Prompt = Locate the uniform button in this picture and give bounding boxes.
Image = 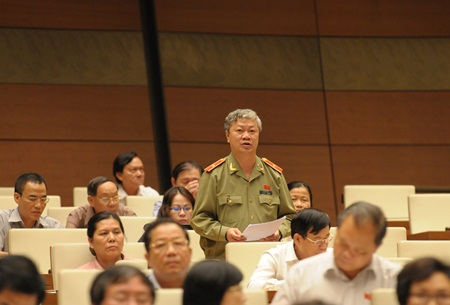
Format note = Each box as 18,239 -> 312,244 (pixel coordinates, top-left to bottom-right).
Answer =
249,199 -> 252,203
250,215 -> 254,220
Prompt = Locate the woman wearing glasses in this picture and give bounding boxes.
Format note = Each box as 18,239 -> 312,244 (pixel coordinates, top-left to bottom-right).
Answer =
79,211 -> 135,270
397,257 -> 450,305
157,186 -> 195,228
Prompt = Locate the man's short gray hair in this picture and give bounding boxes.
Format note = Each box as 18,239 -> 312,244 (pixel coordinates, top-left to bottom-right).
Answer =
224,109 -> 262,132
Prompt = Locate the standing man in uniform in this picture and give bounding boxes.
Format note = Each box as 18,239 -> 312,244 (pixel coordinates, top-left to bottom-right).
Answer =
191,109 -> 296,259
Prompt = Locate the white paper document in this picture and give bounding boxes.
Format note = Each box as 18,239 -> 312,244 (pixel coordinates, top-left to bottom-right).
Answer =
241,216 -> 286,241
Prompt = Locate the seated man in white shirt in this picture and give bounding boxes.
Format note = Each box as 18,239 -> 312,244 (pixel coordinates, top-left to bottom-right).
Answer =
271,201 -> 402,305
113,152 -> 159,205
248,208 -> 331,290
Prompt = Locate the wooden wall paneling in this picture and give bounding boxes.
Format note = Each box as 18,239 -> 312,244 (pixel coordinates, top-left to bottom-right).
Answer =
317,0 -> 450,37
0,29 -> 146,85
0,0 -> 141,30
165,88 -> 329,145
155,0 -> 318,35
0,84 -> 153,141
332,146 -> 450,214
320,38 -> 450,91
0,141 -> 159,205
326,91 -> 450,144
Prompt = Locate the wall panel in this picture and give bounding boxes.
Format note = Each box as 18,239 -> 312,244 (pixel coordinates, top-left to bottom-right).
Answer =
326,91 -> 450,144
0,84 -> 153,141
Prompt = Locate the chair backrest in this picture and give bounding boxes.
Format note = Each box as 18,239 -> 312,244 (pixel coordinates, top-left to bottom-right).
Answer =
58,269 -> 101,305
371,288 -> 399,305
120,216 -> 156,242
328,226 -> 407,257
398,240 -> 450,264
115,259 -> 148,269
0,187 -> 14,196
47,206 -> 76,227
385,257 -> 413,266
154,288 -> 183,305
244,289 -> 268,305
344,185 -> 415,221
408,194 -> 450,234
125,195 -> 163,217
225,242 -> 283,286
9,228 -> 87,273
187,230 -> 205,262
50,242 -> 147,290
73,186 -> 88,207
0,195 -> 61,216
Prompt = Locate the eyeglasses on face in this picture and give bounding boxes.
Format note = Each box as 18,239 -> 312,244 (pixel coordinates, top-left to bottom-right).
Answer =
305,233 -> 334,247
150,239 -> 189,252
22,195 -> 49,204
127,167 -> 145,174
170,206 -> 192,213
409,292 -> 450,305
96,196 -> 120,204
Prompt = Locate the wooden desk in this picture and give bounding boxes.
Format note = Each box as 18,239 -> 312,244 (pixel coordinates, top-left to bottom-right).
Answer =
408,231 -> 450,240
43,291 -> 57,305
267,290 -> 276,303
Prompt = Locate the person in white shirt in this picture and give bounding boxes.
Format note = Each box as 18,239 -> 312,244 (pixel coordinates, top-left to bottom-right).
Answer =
271,201 -> 402,305
113,152 -> 159,205
248,208 -> 331,290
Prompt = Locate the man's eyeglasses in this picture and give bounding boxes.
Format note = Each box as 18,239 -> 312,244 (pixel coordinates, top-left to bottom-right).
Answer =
305,234 -> 334,247
22,195 -> 49,204
150,239 -> 189,252
170,206 -> 192,213
96,196 -> 120,204
127,167 -> 145,174
409,292 -> 450,305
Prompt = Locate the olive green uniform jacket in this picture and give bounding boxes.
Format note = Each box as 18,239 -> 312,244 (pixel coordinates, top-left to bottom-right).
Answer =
191,153 -> 296,259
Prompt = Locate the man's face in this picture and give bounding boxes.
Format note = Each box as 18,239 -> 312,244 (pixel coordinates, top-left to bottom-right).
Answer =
116,157 -> 145,189
294,226 -> 330,260
101,276 -> 153,305
0,289 -> 38,305
333,215 -> 379,279
88,181 -> 119,213
14,182 -> 47,226
145,223 -> 191,280
225,119 -> 259,156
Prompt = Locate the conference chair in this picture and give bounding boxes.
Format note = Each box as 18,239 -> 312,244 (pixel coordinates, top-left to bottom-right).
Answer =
398,240 -> 450,263
225,241 -> 283,286
50,242 -> 147,290
47,206 -> 76,227
371,288 -> 399,305
57,269 -> 101,305
155,288 -> 183,305
385,257 -> 413,266
408,194 -> 450,234
187,230 -> 205,262
115,259 -> 148,269
0,195 -> 61,216
73,186 -> 87,207
8,228 -> 87,273
0,187 -> 13,196
344,185 -> 415,221
328,226 -> 406,257
119,216 -> 156,242
244,289 -> 268,305
125,195 -> 163,217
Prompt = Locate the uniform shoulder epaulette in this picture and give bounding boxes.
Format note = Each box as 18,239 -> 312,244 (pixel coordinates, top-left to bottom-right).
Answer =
204,157 -> 227,173
262,158 -> 283,173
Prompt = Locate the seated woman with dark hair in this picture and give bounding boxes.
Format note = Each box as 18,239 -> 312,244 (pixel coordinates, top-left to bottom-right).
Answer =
287,181 -> 312,212
183,260 -> 246,305
156,186 -> 195,229
397,257 -> 450,305
79,211 -> 134,270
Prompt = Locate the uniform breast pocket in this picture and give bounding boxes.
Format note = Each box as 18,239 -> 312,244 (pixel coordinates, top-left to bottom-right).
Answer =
258,195 -> 280,211
218,195 -> 243,225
